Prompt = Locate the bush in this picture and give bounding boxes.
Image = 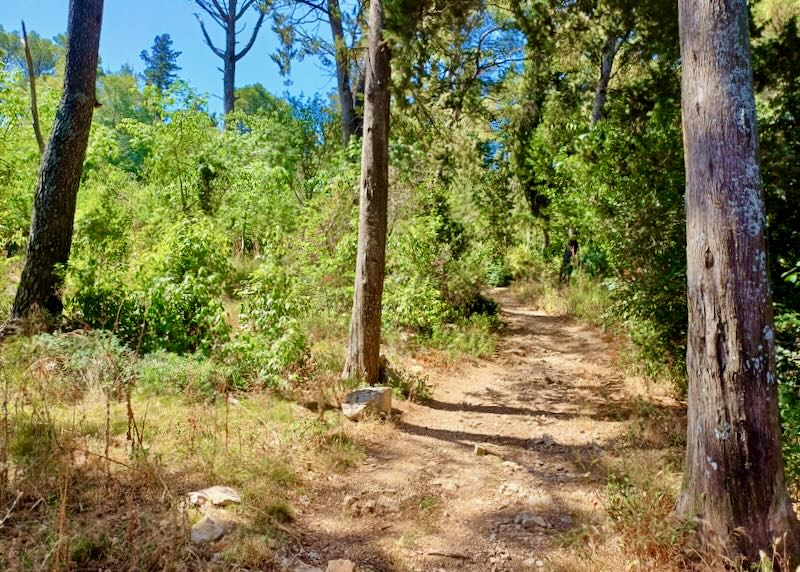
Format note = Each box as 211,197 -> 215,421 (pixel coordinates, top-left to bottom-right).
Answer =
1,331 -> 133,402
222,258 -> 308,389
70,217 -> 231,354
777,308 -> 800,494
136,351 -> 220,396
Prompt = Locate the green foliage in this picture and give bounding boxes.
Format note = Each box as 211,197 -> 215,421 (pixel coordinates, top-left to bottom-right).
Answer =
222,258 -> 308,389
69,217 -> 231,355
140,33 -> 182,92
136,351 -> 220,396
0,25 -> 62,76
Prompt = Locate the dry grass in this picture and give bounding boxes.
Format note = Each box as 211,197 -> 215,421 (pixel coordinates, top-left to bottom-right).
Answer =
0,335 -> 380,571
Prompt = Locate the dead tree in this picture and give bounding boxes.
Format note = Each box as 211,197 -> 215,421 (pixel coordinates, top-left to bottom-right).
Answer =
194,0 -> 266,115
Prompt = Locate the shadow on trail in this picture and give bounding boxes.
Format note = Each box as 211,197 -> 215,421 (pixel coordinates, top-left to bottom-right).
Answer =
420,398 -> 582,419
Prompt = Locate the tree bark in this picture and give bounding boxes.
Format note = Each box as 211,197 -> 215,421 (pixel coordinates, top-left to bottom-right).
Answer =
224,0 -> 238,115
342,0 -> 390,385
677,0 -> 800,564
590,32 -> 622,128
11,0 -> 103,321
327,0 -> 358,146
222,52 -> 236,115
352,66 -> 365,138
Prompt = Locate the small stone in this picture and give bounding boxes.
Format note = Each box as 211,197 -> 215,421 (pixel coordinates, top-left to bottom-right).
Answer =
326,560 -> 355,572
191,516 -> 225,544
515,511 -> 548,529
474,444 -> 489,456
188,485 -> 241,507
342,494 -> 356,508
536,560 -> 545,568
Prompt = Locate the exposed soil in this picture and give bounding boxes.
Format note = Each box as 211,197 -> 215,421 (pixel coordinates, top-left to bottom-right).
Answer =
286,287 -> 681,572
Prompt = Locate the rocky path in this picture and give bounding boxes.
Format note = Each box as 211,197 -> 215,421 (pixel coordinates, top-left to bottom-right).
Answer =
288,288 -> 656,572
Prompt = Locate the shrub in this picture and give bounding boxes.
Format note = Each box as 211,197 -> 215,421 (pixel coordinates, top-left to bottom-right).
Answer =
70,218 -> 231,355
222,258 -> 308,389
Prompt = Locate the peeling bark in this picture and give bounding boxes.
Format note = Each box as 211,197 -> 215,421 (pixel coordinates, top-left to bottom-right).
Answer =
11,0 -> 104,322
342,0 -> 390,385
677,0 -> 800,563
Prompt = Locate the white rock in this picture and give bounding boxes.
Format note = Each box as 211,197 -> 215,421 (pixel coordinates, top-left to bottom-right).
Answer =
188,485 -> 241,507
191,516 -> 225,544
341,387 -> 392,419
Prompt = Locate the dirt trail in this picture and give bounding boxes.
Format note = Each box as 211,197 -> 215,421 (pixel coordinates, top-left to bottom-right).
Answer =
290,288 -> 652,571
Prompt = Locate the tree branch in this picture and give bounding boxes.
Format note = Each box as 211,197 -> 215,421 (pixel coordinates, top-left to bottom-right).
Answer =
21,21 -> 44,155
196,15 -> 225,58
235,0 -> 259,21
235,9 -> 266,60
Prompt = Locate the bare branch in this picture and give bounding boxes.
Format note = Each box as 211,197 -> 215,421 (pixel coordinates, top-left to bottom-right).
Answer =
194,0 -> 226,21
21,21 -> 44,155
235,0 -> 259,21
235,9 -> 266,60
195,15 -> 225,58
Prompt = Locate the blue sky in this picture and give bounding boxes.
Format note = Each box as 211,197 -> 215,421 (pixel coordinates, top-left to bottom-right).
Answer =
0,0 -> 336,115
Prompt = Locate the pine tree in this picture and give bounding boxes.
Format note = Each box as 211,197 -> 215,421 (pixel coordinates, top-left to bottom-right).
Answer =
140,33 -> 181,92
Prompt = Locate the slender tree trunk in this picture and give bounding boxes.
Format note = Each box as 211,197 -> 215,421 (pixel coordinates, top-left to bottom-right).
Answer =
342,0 -> 390,385
21,21 -> 45,155
677,0 -> 800,563
352,67 -> 365,138
224,2 -> 237,116
11,0 -> 104,321
328,0 -> 357,146
590,33 -> 622,128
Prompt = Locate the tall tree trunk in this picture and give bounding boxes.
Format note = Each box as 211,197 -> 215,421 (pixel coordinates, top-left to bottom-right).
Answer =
677,0 -> 800,563
223,53 -> 236,115
11,0 -> 103,322
328,0 -> 357,146
342,0 -> 390,385
224,0 -> 236,116
590,33 -> 622,128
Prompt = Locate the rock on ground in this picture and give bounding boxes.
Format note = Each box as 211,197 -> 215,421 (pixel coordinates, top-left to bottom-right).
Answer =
341,387 -> 392,419
188,485 -> 242,507
191,515 -> 225,544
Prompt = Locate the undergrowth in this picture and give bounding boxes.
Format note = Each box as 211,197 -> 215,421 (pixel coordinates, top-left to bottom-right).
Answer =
0,332 -> 385,571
